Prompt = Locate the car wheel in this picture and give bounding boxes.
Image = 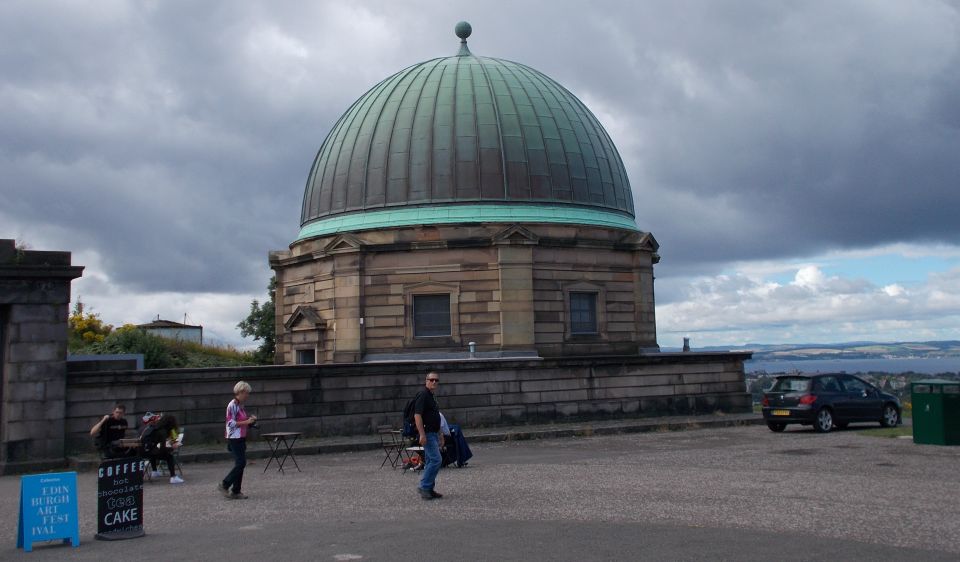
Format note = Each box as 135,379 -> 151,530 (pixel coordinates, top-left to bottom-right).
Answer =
814,408 -> 833,433
767,422 -> 787,432
880,404 -> 900,428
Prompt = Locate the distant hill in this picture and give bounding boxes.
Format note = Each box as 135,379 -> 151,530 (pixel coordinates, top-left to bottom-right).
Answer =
680,340 -> 960,361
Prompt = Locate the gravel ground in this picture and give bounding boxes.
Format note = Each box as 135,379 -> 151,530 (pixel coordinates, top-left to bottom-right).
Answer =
3,423 -> 957,561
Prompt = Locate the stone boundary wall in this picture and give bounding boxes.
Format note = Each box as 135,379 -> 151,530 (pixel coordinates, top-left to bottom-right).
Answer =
65,352 -> 751,454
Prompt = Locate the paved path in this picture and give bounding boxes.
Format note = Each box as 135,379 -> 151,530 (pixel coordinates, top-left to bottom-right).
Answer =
4,416 -> 958,561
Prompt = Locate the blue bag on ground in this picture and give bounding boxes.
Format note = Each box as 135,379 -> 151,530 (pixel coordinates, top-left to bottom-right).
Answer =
444,424 -> 472,467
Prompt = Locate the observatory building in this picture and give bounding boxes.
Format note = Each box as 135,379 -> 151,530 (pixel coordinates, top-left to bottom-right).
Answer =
270,23 -> 659,364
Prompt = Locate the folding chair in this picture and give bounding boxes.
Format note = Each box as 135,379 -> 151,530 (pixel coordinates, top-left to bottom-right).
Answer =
377,425 -> 404,469
168,428 -> 184,477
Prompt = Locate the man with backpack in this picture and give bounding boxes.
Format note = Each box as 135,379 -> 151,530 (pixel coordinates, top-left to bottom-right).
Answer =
413,371 -> 444,500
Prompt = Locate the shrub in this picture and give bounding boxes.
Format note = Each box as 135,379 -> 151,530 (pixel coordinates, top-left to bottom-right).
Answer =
68,310 -> 113,351
94,326 -> 174,369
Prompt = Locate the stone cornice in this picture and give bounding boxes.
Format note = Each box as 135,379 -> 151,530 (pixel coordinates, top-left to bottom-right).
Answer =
270,225 -> 658,268
0,265 -> 84,280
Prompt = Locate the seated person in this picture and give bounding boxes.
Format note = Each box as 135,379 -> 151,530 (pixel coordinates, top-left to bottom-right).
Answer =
140,413 -> 184,484
90,404 -> 134,459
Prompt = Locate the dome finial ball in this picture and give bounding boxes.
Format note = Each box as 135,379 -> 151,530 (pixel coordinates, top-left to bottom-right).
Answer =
455,21 -> 472,40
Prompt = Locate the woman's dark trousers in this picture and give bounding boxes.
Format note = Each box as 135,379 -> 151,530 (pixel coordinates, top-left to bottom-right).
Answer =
223,438 -> 246,493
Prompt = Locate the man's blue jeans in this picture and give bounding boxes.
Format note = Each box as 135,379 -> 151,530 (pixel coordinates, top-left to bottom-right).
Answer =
420,432 -> 441,491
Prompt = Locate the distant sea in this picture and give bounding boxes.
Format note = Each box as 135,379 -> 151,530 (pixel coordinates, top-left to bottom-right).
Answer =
746,357 -> 960,375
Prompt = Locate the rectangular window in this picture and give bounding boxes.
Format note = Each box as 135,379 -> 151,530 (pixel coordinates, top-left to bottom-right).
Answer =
815,376 -> 841,393
840,376 -> 869,394
772,377 -> 811,393
570,292 -> 598,334
413,294 -> 451,337
296,349 -> 316,365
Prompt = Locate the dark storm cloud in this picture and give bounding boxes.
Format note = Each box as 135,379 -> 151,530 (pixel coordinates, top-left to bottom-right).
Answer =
527,1 -> 960,274
2,0 -> 959,300
0,1 -> 334,292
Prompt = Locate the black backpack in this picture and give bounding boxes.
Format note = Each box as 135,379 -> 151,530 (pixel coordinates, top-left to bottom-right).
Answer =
401,392 -> 420,437
139,424 -> 160,453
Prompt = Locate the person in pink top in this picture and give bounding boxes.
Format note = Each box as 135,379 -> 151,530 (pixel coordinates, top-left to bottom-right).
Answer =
217,381 -> 257,499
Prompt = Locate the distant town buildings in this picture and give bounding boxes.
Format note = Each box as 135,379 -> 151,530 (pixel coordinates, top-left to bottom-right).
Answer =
136,318 -> 203,344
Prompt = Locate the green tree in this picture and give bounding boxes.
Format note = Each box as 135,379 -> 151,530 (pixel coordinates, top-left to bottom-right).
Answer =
238,275 -> 276,364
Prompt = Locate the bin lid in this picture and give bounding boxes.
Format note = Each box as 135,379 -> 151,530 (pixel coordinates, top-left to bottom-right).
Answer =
912,380 -> 960,394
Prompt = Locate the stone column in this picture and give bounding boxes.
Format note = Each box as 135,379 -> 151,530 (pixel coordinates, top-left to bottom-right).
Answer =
496,245 -> 535,352
0,240 -> 83,474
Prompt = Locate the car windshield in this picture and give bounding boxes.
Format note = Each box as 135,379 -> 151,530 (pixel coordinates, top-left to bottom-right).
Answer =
771,377 -> 810,393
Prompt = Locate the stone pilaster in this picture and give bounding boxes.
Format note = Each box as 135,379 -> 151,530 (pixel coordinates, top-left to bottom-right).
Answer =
633,250 -> 659,351
332,253 -> 363,363
0,239 -> 83,474
497,245 -> 535,351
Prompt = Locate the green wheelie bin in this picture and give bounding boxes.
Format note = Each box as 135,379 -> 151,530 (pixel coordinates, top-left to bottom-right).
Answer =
911,379 -> 960,445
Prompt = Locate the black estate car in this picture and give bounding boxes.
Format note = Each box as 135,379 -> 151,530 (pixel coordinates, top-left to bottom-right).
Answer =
761,373 -> 901,433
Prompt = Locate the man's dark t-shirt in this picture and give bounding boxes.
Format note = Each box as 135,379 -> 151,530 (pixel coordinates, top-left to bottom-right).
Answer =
97,417 -> 128,448
414,389 -> 441,432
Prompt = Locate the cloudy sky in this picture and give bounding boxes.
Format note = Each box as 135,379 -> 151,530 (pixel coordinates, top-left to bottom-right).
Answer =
3,0 -> 960,349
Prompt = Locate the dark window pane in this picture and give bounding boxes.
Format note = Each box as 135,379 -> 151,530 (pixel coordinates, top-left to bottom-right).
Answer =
840,376 -> 868,393
570,292 -> 597,334
414,294 -> 451,337
296,349 -> 316,365
816,376 -> 841,393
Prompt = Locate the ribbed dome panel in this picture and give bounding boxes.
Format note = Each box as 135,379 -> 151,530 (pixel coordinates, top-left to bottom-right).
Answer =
301,54 -> 635,227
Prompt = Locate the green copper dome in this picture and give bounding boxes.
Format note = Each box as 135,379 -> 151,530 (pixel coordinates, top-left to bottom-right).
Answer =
299,25 -> 637,240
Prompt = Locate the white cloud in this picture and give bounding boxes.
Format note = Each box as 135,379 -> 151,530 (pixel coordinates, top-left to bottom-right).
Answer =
792,266 -> 825,289
883,284 -> 906,297
658,261 -> 960,347
71,250 -> 262,349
